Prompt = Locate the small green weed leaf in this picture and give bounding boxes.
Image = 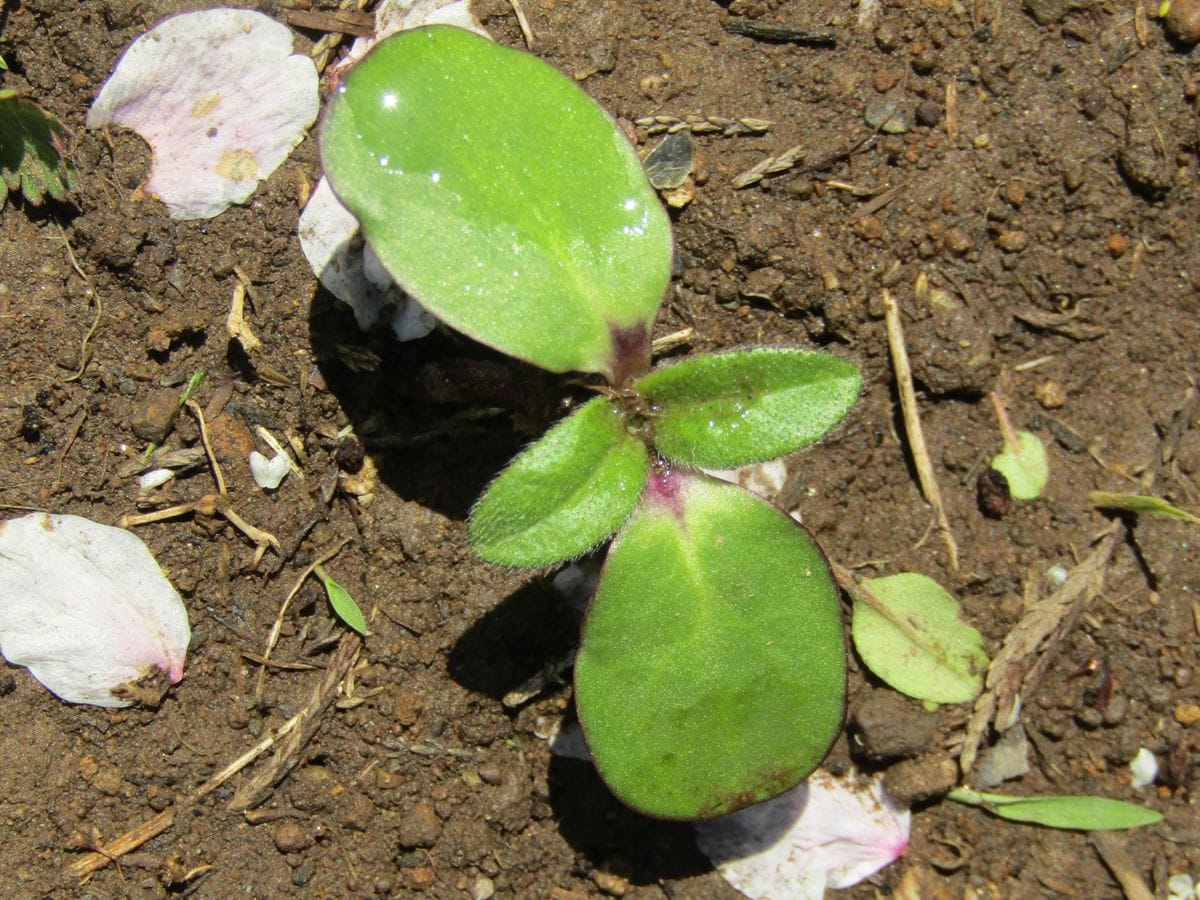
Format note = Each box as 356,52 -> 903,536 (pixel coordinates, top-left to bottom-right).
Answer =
851,572 -> 987,704
575,470 -> 846,820
633,348 -> 861,468
991,430 -> 1048,500
316,567 -> 370,635
1089,491 -> 1200,526
948,788 -> 1162,831
0,91 -> 76,208
320,27 -> 672,380
469,397 -> 650,567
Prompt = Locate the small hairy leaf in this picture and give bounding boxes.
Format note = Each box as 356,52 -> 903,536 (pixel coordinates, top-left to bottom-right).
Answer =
851,573 -> 987,704
320,26 -> 672,379
948,788 -> 1162,831
469,398 -> 650,567
1089,491 -> 1200,526
316,568 -> 370,635
633,348 -> 861,468
575,470 -> 846,820
992,430 -> 1048,500
0,91 -> 76,208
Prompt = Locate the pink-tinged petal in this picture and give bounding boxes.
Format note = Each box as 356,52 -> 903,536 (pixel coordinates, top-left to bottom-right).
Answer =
0,514 -> 190,707
87,10 -> 318,220
695,770 -> 911,899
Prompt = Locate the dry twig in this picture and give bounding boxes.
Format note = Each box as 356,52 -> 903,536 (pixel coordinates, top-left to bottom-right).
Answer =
255,537 -> 353,702
507,0 -> 535,48
68,634 -> 361,878
959,522 -> 1122,775
882,289 -> 959,570
1089,832 -> 1154,900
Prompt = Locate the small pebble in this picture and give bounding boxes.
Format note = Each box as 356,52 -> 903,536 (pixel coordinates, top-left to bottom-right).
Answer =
864,97 -> 913,134
1164,0 -> 1200,42
915,99 -> 943,127
1105,232 -> 1129,257
291,863 -> 316,886
996,230 -> 1029,253
273,821 -> 310,853
1034,380 -> 1066,410
1102,694 -> 1129,727
852,215 -> 885,241
1174,702 -> 1200,726
471,876 -> 496,900
591,870 -> 630,897
1076,706 -> 1103,730
478,765 -> 503,786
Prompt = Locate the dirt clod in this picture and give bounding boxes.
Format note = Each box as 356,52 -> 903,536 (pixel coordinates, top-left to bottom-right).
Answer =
273,821 -> 311,853
398,801 -> 442,849
130,388 -> 181,443
851,690 -> 939,761
882,751 -> 959,805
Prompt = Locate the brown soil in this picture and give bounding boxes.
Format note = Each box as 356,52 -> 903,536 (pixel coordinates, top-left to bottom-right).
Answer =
1,0 -> 1198,897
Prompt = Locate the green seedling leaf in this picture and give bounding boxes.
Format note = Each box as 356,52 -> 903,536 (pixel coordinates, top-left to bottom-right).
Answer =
575,470 -> 846,820
315,566 -> 370,635
851,572 -> 987,704
1089,490 -> 1200,526
469,397 -> 650,567
0,91 -> 76,207
991,430 -> 1048,500
633,348 -> 861,468
947,788 -> 1162,831
320,26 -> 672,381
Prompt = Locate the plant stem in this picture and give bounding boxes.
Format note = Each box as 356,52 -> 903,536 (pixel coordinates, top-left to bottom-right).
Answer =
989,391 -> 1022,456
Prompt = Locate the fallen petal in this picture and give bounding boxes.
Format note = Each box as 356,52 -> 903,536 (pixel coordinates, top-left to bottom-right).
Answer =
298,177 -> 435,339
249,450 -> 291,490
1129,747 -> 1158,789
87,9 -> 318,219
0,513 -> 190,707
695,770 -> 911,900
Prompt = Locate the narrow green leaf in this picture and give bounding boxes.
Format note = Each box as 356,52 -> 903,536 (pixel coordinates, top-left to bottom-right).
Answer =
992,430 -> 1048,500
948,788 -> 1162,831
469,397 -> 650,567
633,348 -> 861,468
320,26 -> 672,379
851,572 -> 987,704
1089,491 -> 1200,525
575,470 -> 846,820
315,567 -> 370,635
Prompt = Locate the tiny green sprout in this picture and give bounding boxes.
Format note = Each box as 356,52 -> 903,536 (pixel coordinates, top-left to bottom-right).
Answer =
989,392 -> 1048,500
947,787 -> 1163,831
314,564 -> 370,636
1090,490 -> 1200,526
320,26 -> 861,820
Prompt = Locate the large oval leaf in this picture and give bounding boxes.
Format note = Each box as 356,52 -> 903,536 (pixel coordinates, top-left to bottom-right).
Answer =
320,26 -> 672,379
575,470 -> 846,819
469,398 -> 649,567
634,348 -> 861,468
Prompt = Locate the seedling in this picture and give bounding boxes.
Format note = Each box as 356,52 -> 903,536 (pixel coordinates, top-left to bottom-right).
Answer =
0,88 -> 76,207
320,26 -> 861,819
947,787 -> 1162,831
988,392 -> 1048,500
